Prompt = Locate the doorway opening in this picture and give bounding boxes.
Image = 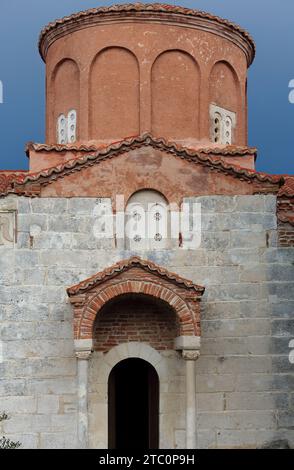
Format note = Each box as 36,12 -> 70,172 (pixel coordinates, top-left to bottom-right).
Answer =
108,358 -> 159,449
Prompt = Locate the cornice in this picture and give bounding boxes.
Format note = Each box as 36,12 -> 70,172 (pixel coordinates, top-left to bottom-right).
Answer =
39,3 -> 255,66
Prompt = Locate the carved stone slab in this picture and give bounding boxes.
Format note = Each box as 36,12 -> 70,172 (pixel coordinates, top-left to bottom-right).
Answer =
0,211 -> 16,246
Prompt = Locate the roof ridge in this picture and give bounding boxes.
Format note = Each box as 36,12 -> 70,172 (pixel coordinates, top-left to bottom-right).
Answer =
67,255 -> 205,296
26,139 -> 257,157
0,134 -> 284,196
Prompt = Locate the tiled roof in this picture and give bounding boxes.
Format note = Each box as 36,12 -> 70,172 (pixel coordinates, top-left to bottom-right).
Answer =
67,256 -> 205,296
25,142 -> 100,157
25,140 -> 257,157
278,176 -> 294,197
39,3 -> 255,64
0,134 -> 283,196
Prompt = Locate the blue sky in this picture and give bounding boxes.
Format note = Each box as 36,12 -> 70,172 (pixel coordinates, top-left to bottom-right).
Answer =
0,0 -> 293,174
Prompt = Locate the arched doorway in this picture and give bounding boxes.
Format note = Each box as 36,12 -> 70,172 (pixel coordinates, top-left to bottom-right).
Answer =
108,358 -> 159,449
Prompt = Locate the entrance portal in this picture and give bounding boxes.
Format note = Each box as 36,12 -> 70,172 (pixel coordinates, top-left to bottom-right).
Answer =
108,358 -> 159,449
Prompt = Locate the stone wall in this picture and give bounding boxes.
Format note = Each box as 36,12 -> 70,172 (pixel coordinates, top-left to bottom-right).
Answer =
0,194 -> 293,448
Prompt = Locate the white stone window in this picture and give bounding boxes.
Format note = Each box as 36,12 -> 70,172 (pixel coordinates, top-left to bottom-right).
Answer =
125,190 -> 170,250
210,104 -> 236,145
57,109 -> 77,144
67,109 -> 77,143
57,114 -> 67,144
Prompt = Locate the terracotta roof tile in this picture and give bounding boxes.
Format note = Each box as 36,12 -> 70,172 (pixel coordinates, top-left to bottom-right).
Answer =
39,3 -> 255,65
67,256 -> 205,296
0,134 -> 283,196
278,176 -> 294,197
25,140 -> 257,157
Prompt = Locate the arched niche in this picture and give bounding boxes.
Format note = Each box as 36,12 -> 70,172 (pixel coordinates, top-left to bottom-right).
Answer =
52,59 -> 80,140
93,293 -> 179,352
89,47 -> 140,140
209,60 -> 240,113
151,50 -> 200,140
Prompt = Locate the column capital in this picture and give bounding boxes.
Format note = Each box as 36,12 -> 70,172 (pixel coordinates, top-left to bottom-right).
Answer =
75,350 -> 92,360
74,339 -> 93,360
174,335 -> 201,360
182,349 -> 200,361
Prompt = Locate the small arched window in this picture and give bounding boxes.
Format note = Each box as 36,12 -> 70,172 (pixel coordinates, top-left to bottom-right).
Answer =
125,190 -> 170,250
57,109 -> 77,144
210,104 -> 236,145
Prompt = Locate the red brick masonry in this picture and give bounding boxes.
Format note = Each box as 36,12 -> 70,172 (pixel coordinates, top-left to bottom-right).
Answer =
67,256 -> 204,342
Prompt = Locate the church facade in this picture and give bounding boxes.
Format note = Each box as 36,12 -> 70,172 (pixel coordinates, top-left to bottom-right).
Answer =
0,3 -> 293,449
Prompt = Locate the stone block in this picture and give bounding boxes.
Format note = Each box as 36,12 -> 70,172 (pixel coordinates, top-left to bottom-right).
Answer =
230,231 -> 266,248
235,374 -> 274,392
272,355 -> 293,373
47,216 -> 80,233
261,283 -> 294,301
196,410 -> 276,430
26,377 -> 76,395
15,251 -> 39,268
37,395 -> 60,414
0,379 -> 26,396
201,231 -> 230,250
264,196 -> 277,213
40,432 -> 77,449
225,392 -> 288,410
261,248 -> 294,264
200,336 -> 271,356
196,355 -> 271,375
196,393 -> 224,412
197,429 -> 216,449
33,232 -> 73,250
51,413 -> 77,432
235,196 -> 266,213
216,429 -> 258,448
240,265 -> 267,282
17,198 -> 32,214
30,198 -> 68,214
18,214 -> 48,232
272,319 -> 294,337
0,396 -> 36,414
195,374 -> 236,393
201,318 -> 270,338
205,283 -> 260,302
3,433 -> 37,449
1,322 -> 36,341
174,430 -> 185,449
3,414 -> 51,433
271,301 -> 294,318
277,411 -> 294,429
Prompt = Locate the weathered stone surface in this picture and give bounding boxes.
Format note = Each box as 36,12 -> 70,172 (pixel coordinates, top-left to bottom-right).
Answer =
0,194 -> 292,449
37,395 -> 60,414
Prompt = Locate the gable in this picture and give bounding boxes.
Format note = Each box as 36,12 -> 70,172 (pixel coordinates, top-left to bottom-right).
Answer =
39,147 -> 279,200
1,136 -> 282,199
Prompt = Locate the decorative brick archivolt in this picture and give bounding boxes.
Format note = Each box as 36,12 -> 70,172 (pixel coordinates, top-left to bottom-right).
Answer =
67,256 -> 205,341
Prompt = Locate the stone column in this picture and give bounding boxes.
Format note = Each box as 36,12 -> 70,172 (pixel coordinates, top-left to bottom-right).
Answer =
74,339 -> 93,449
182,349 -> 200,449
174,336 -> 201,450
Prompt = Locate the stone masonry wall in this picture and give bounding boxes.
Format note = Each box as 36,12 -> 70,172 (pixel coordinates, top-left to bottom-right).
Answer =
0,194 -> 293,448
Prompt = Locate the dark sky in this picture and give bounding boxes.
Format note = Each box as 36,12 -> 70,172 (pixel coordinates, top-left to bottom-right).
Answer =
0,0 -> 293,174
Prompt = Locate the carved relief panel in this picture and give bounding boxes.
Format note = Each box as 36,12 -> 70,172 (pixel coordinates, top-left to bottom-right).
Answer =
0,211 -> 16,246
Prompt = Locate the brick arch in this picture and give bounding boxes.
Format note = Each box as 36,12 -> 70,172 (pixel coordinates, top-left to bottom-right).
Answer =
76,279 -> 196,340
